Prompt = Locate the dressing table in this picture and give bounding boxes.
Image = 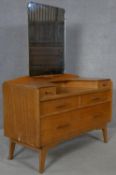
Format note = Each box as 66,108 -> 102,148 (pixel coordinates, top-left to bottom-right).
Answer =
3,2 -> 112,173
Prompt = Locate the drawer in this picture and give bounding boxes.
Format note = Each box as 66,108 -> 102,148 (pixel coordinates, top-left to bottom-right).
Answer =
79,102 -> 111,128
98,80 -> 111,88
40,96 -> 80,116
80,91 -> 111,107
40,102 -> 111,145
39,87 -> 56,97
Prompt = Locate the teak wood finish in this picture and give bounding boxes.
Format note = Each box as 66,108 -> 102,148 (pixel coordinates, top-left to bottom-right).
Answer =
3,73 -> 112,173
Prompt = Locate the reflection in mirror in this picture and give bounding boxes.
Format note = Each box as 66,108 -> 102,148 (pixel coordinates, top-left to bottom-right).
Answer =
28,2 -> 65,76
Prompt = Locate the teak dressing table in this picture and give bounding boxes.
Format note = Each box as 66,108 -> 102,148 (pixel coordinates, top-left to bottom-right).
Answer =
3,2 -> 112,173
3,74 -> 112,173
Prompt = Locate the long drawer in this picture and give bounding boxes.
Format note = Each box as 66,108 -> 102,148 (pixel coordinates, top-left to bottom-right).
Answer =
40,102 -> 111,145
40,96 -> 80,116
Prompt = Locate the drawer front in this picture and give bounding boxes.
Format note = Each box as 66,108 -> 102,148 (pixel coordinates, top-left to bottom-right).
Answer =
80,91 -> 111,107
40,96 -> 80,116
40,102 -> 111,145
39,87 -> 56,97
98,80 -> 111,88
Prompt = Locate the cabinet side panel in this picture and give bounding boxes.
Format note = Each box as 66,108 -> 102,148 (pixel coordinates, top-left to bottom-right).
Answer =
3,83 -> 40,148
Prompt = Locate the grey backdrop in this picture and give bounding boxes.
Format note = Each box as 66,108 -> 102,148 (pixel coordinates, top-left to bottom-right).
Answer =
0,0 -> 116,129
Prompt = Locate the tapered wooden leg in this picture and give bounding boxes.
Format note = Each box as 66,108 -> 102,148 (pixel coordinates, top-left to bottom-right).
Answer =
102,126 -> 108,143
8,139 -> 16,160
39,147 -> 47,173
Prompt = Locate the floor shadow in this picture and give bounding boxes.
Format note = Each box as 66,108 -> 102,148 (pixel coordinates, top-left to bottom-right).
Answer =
45,133 -> 97,170
14,147 -> 26,157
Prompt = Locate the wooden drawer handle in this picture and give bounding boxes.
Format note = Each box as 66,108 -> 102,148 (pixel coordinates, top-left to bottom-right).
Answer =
102,83 -> 107,87
56,124 -> 70,129
91,97 -> 106,102
91,97 -> 101,101
45,91 -> 53,95
93,112 -> 102,118
56,104 -> 69,109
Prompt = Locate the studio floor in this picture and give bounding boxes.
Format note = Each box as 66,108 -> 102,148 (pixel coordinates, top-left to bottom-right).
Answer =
0,128 -> 116,175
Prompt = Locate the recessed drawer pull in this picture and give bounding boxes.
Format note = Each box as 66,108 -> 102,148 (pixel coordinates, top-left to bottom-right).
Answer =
91,97 -> 101,101
56,104 -> 69,109
91,97 -> 106,102
93,113 -> 102,118
45,91 -> 53,95
56,124 -> 70,129
102,83 -> 107,87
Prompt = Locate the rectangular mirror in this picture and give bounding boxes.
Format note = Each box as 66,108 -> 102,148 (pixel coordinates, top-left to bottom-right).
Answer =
28,2 -> 65,76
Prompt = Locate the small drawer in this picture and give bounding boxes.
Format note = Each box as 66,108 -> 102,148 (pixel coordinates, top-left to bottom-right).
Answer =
98,80 -> 111,88
40,96 -> 80,116
79,102 -> 111,126
39,87 -> 56,97
80,91 -> 111,107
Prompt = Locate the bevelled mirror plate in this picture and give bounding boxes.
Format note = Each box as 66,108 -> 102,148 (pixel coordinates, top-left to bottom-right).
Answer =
28,2 -> 65,76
